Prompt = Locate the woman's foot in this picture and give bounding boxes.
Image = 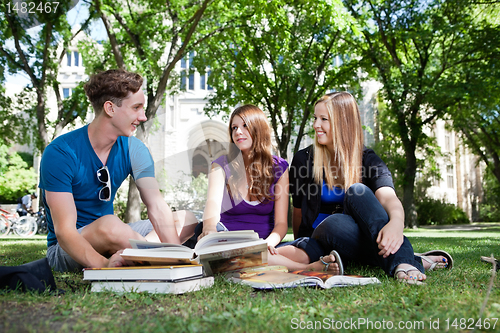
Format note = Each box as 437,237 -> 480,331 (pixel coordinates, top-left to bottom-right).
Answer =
306,250 -> 343,275
415,250 -> 454,271
421,255 -> 448,270
394,263 -> 426,285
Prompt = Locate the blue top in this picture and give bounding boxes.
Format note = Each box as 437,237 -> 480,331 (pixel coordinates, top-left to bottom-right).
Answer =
214,155 -> 289,239
39,125 -> 155,246
312,182 -> 345,228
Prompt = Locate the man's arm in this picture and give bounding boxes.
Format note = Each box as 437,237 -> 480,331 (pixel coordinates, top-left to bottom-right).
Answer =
46,191 -> 116,268
135,177 -> 181,244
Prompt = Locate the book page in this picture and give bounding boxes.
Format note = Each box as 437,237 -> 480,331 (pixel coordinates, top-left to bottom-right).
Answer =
291,270 -> 381,287
129,239 -> 189,250
291,270 -> 333,282
205,252 -> 265,274
229,270 -> 322,289
194,230 -> 259,251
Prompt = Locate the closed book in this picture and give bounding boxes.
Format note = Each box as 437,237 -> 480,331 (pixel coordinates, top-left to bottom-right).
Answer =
83,264 -> 203,281
91,276 -> 214,294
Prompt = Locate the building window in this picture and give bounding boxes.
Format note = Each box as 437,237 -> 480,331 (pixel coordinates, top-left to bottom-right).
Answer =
200,74 -> 206,90
433,175 -> 440,187
207,70 -> 213,90
180,71 -> 187,90
200,70 -> 214,91
447,165 -> 454,188
63,88 -> 70,99
74,51 -> 79,67
188,72 -> 194,90
66,51 -> 81,67
444,132 -> 451,152
180,52 -> 195,91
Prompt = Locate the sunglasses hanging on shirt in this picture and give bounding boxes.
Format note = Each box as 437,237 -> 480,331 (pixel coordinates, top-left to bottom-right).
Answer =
97,166 -> 111,201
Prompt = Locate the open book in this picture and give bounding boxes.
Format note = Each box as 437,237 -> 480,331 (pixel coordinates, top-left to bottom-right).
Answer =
121,230 -> 268,275
227,266 -> 381,289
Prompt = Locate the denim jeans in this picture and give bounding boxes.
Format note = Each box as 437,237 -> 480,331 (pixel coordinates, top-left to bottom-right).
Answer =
310,183 -> 423,277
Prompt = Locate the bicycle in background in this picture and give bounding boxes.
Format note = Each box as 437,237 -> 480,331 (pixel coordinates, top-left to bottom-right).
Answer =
0,207 -> 38,237
35,206 -> 48,235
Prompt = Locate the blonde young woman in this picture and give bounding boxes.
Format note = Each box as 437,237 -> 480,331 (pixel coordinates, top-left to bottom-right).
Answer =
286,92 -> 453,283
197,104 -> 343,273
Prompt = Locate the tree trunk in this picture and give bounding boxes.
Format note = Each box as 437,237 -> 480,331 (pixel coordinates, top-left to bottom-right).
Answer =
124,177 -> 142,223
455,133 -> 464,214
278,140 -> 288,161
402,148 -> 418,228
124,126 -> 150,223
36,92 -> 49,152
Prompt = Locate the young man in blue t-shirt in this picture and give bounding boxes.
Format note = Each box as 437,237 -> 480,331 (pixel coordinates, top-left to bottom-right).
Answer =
39,69 -> 197,272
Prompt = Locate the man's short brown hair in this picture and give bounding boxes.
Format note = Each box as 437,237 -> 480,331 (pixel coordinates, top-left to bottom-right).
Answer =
84,69 -> 144,115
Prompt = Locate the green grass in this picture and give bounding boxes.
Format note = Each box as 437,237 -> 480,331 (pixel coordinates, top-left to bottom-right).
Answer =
0,226 -> 499,333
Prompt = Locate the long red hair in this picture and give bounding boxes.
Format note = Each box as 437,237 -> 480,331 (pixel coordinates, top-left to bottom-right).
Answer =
227,105 -> 275,202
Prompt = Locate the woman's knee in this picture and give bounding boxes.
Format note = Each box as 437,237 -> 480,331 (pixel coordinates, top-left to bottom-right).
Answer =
314,214 -> 353,235
345,183 -> 377,206
346,183 -> 370,197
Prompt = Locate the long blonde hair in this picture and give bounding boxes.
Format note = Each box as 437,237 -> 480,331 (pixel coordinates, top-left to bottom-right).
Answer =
313,92 -> 364,190
227,105 -> 275,202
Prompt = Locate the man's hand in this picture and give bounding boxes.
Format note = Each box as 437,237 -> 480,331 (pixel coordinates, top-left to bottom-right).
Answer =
376,221 -> 404,258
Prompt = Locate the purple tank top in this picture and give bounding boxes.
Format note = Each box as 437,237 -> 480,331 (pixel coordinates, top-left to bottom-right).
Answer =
213,155 -> 289,239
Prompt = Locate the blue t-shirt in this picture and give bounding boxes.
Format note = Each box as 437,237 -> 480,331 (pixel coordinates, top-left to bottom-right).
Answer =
312,182 -> 345,228
39,125 -> 155,247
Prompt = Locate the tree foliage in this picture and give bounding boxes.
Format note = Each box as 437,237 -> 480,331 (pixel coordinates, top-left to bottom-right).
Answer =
0,0 -> 92,152
80,0 -> 241,222
82,0 -> 241,138
0,85 -> 15,146
164,173 -> 208,213
446,12 -> 500,186
479,167 -> 500,222
195,0 -> 361,158
343,0 -> 500,227
0,144 -> 37,202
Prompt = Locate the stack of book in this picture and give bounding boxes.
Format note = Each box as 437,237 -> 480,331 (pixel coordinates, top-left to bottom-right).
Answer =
84,230 -> 268,294
84,264 -> 213,294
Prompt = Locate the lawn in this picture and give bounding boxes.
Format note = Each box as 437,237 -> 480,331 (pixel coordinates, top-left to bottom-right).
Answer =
0,225 -> 499,333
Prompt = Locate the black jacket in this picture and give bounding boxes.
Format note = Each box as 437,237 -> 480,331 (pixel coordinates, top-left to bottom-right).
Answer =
289,145 -> 395,238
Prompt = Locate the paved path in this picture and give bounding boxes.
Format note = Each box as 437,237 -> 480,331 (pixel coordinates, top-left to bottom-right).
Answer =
419,223 -> 500,231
